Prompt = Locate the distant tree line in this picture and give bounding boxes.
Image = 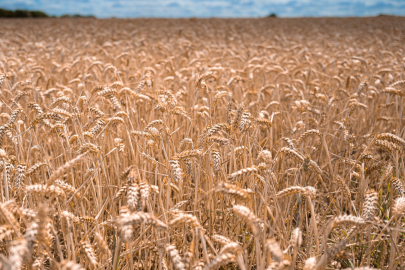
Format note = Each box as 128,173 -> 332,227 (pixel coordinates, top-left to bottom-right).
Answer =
0,8 -> 95,18
60,14 -> 96,18
0,8 -> 49,17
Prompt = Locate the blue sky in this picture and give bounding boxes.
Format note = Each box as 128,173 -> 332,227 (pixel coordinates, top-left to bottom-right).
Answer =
0,0 -> 404,18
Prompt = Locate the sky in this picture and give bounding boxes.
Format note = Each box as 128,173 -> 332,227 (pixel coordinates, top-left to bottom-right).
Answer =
0,0 -> 405,18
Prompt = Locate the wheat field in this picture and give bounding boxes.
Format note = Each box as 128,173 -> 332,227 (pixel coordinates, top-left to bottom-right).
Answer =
0,16 -> 405,270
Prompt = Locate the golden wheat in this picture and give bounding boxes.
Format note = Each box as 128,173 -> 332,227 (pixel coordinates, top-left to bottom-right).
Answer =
0,16 -> 404,269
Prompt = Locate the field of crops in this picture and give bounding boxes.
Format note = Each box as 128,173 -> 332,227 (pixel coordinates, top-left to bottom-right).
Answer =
0,16 -> 405,269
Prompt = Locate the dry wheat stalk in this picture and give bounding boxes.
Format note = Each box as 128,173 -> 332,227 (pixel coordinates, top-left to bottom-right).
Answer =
0,17 -> 403,270
214,182 -> 253,200
361,189 -> 378,221
204,253 -> 236,270
232,205 -> 260,235
60,260 -> 85,270
227,166 -> 261,181
211,235 -> 232,245
166,244 -> 185,270
276,186 -> 316,199
170,213 -> 203,230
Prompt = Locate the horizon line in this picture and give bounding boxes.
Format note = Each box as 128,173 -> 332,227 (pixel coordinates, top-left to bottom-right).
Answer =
0,7 -> 404,19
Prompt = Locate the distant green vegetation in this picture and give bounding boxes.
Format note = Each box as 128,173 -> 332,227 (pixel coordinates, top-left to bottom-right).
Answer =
60,14 -> 96,18
0,8 -> 49,17
0,8 -> 95,18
